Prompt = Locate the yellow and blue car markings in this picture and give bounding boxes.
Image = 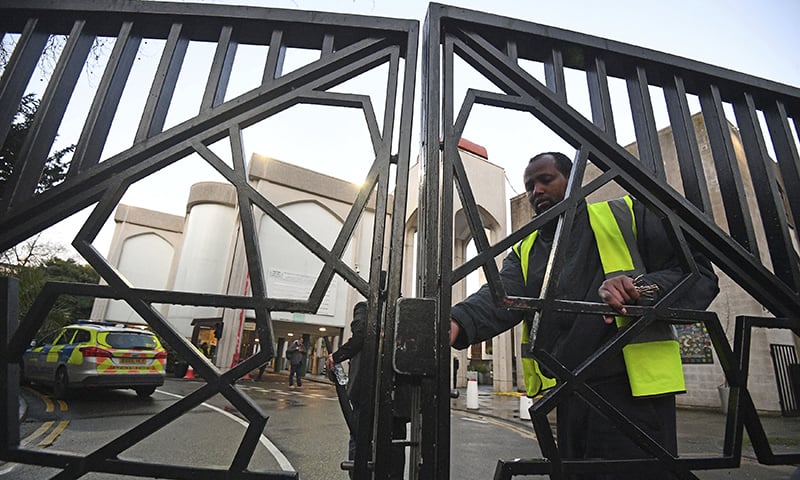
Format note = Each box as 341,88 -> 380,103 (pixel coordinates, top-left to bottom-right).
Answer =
41,344 -> 82,365
22,322 -> 167,398
33,331 -> 165,374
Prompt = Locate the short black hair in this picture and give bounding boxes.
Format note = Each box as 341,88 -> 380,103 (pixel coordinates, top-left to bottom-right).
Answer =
529,152 -> 572,178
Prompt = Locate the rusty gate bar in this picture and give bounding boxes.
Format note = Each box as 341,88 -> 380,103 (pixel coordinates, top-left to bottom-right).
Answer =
0,1 -> 417,479
421,2 -> 800,479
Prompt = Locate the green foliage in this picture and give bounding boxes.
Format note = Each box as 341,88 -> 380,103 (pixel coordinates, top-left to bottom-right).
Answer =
0,90 -> 84,338
16,266 -> 46,319
0,93 -> 75,199
467,361 -> 490,374
46,257 -> 100,284
45,257 -> 100,326
9,256 -> 100,340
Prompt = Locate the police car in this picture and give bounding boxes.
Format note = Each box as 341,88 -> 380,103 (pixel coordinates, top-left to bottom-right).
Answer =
21,321 -> 167,399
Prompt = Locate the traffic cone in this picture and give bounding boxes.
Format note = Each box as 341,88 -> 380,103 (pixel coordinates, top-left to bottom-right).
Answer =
230,356 -> 251,381
183,365 -> 195,379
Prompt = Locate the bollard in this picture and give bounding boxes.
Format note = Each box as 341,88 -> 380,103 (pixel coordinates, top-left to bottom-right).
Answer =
466,371 -> 479,409
519,394 -> 533,420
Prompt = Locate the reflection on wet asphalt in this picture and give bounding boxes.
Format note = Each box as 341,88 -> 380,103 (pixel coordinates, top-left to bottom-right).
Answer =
238,385 -> 338,410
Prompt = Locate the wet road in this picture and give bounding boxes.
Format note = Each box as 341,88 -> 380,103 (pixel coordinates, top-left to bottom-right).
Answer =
7,374 -> 543,479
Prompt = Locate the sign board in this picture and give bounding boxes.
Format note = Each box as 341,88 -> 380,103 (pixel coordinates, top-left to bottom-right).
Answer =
267,268 -> 337,316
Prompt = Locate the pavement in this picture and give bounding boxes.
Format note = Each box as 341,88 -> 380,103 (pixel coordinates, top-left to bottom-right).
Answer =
301,372 -> 800,479
448,382 -> 800,479
17,373 -> 800,479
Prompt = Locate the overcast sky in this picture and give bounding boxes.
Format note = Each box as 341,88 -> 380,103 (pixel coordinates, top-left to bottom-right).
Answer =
218,0 -> 799,87
27,0 -> 799,258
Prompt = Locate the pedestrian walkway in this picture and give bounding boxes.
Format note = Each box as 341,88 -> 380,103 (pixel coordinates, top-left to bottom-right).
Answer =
449,383 -> 800,479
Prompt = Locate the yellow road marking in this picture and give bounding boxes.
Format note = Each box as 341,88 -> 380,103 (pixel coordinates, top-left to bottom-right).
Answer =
19,388 -> 70,449
24,387 -> 55,412
38,420 -> 69,448
21,421 -> 53,446
455,410 -> 536,440
43,397 -> 54,413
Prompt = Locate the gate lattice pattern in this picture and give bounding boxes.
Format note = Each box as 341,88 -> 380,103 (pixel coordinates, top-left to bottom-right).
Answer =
420,4 -> 800,479
0,1 -> 416,478
1,1 -> 799,479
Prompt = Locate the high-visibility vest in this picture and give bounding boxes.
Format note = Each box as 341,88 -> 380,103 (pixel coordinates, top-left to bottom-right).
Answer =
514,196 -> 685,397
513,229 -> 558,397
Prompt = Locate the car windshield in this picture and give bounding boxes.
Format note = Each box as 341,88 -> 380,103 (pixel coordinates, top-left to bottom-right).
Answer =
106,333 -> 158,350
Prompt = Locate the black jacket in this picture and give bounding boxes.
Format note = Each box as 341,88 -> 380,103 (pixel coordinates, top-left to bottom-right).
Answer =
333,301 -> 367,404
451,198 -> 719,380
286,340 -> 306,366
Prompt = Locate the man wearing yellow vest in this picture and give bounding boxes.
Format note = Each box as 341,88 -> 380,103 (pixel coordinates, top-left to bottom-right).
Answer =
450,152 -> 718,480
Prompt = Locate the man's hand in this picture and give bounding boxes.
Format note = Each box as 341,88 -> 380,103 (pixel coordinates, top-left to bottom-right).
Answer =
449,319 -> 460,346
598,275 -> 640,324
326,354 -> 334,371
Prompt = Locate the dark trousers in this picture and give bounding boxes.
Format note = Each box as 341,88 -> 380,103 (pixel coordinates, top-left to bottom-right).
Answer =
557,376 -> 677,480
288,362 -> 302,386
349,403 -> 406,479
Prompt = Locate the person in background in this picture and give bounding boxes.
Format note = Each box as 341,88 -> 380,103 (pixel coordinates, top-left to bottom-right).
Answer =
327,301 -> 406,479
452,356 -> 460,390
328,302 -> 367,478
450,152 -> 719,480
253,340 -> 268,381
286,337 -> 306,388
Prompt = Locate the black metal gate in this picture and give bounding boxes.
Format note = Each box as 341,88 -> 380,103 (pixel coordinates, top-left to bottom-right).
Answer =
1,1 -> 799,479
420,3 -> 800,479
0,1 -> 417,479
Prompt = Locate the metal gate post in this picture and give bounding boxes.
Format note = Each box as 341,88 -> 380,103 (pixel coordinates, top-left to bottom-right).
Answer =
418,4 -> 451,479
0,276 -> 20,456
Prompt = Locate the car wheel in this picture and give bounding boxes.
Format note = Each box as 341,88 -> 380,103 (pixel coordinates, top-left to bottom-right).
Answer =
53,367 -> 69,399
135,386 -> 156,398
